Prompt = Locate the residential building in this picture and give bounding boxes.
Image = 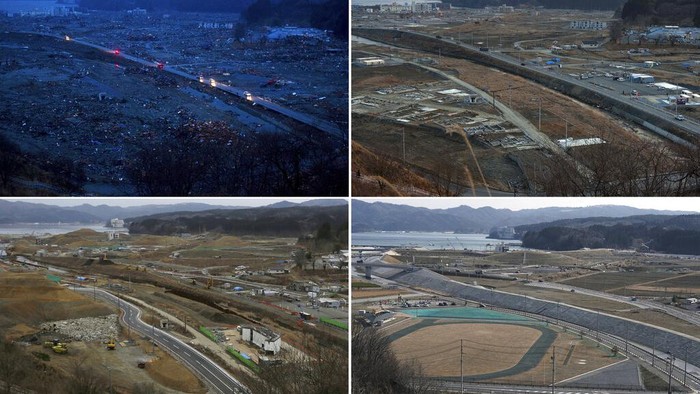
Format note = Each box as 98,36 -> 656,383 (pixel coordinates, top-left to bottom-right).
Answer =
240,326 -> 282,355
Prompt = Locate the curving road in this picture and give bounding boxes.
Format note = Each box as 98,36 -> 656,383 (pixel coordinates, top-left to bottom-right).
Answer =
75,287 -> 249,394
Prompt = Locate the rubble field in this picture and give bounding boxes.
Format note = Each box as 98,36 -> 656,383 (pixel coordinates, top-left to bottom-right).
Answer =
0,12 -> 348,195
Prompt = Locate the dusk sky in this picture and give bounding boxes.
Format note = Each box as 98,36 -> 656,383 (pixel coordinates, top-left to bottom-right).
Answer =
3,198 -> 347,208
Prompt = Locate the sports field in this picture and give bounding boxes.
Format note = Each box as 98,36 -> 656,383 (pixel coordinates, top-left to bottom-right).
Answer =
387,307 -> 621,384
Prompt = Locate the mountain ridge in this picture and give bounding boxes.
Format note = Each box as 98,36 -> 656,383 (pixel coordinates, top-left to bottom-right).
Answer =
352,200 -> 694,232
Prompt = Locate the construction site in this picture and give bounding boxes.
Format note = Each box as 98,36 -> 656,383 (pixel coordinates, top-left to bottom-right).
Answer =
352,7 -> 700,197
0,226 -> 348,393
0,11 -> 348,196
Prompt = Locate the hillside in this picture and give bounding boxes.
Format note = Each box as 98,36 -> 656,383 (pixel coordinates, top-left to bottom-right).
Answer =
351,200 -> 693,233
621,0 -> 700,26
519,214 -> 700,254
128,205 -> 349,242
0,200 -> 347,224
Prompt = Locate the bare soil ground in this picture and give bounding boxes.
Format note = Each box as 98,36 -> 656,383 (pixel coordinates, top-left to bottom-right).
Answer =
145,345 -> 207,393
393,322 -> 541,377
0,271 -> 113,336
387,318 -> 619,384
503,330 -> 620,386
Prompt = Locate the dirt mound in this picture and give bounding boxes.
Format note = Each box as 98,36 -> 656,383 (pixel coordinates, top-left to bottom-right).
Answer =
146,348 -> 206,393
0,272 -> 113,335
48,229 -> 105,246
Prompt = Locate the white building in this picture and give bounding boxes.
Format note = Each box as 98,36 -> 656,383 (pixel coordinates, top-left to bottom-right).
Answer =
357,57 -> 385,66
110,218 -> 125,228
318,297 -> 341,308
240,326 -> 281,355
379,1 -> 440,13
570,20 -> 608,30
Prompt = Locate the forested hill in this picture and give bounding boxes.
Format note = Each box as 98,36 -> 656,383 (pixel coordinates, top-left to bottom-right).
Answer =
127,205 -> 348,241
620,0 -> 700,27
518,214 -> 700,254
442,0 -> 626,10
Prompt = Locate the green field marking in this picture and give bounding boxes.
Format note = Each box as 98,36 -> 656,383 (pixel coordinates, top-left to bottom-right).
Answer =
319,316 -> 348,330
402,307 -> 533,322
198,326 -> 217,342
226,347 -> 260,372
46,274 -> 61,283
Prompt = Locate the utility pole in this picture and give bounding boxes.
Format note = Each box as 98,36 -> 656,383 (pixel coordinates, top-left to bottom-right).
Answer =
551,346 -> 556,394
402,128 -> 406,162
652,333 -> 656,367
683,346 -> 688,385
538,97 -> 542,132
460,339 -> 464,393
667,353 -> 675,394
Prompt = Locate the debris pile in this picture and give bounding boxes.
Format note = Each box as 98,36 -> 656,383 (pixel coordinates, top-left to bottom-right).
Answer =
42,314 -> 119,341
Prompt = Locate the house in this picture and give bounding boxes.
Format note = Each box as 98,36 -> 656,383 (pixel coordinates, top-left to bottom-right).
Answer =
357,57 -> 385,66
580,40 -> 600,49
240,326 -> 281,355
288,281 -> 320,293
318,298 -> 342,308
368,310 -> 395,326
630,73 -> 655,84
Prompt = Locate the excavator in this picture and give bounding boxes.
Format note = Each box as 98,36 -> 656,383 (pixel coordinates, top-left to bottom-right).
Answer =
106,338 -> 116,350
44,339 -> 67,354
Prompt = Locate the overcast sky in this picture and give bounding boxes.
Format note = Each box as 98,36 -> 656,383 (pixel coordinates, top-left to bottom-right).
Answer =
355,197 -> 700,212
2,198 -> 344,208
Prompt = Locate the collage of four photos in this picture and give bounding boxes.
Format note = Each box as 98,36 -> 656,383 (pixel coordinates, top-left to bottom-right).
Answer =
0,0 -> 699,393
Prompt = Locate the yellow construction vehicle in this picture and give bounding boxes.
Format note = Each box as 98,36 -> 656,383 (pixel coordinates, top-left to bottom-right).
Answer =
52,343 -> 67,354
106,339 -> 116,350
206,276 -> 213,289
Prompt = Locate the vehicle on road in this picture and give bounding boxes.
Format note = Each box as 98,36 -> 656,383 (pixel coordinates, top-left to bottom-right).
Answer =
676,114 -> 686,121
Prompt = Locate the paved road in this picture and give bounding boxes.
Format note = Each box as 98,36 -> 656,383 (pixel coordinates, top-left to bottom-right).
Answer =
15,32 -> 344,140
436,381 -> 669,394
528,281 -> 700,326
75,288 -> 249,394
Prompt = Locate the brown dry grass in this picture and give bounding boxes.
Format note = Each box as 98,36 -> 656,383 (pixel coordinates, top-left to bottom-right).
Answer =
393,323 -> 541,377
145,347 -> 206,393
0,271 -> 113,334
498,330 -> 620,385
